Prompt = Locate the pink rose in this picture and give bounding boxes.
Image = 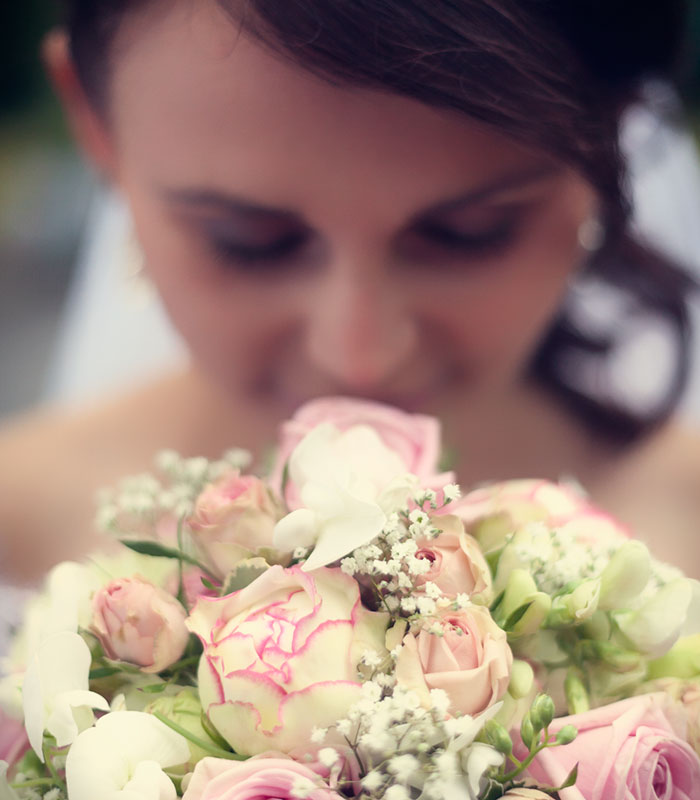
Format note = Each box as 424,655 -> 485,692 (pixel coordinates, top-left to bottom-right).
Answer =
91,577 -> 189,673
270,397 -> 454,505
189,471 -> 287,579
415,515 -> 492,601
644,678 -> 700,756
186,565 -> 389,755
518,693 -> 700,799
395,605 -> 512,716
0,707 -> 28,767
183,757 -> 342,800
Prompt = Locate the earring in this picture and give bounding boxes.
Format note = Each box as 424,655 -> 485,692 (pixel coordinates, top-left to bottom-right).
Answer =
577,217 -> 606,253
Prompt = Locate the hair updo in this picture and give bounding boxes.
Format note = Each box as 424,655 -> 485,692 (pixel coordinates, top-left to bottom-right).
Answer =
60,0 -> 696,442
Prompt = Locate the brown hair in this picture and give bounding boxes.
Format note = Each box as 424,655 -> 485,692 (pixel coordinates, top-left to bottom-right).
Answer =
62,0 -> 697,441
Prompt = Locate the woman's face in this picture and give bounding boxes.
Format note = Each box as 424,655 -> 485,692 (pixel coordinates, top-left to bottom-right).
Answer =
103,2 -> 598,420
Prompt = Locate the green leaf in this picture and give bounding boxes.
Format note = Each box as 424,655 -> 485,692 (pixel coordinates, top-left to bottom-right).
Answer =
88,666 -> 122,680
139,683 -> 168,694
121,539 -> 184,559
200,576 -> 218,592
222,558 -> 270,595
504,601 -> 532,630
120,539 -> 214,576
489,588 -> 506,614
560,762 -> 579,789
281,461 -> 290,497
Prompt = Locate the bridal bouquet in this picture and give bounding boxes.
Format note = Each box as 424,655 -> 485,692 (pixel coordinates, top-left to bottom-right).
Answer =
2,398 -> 700,800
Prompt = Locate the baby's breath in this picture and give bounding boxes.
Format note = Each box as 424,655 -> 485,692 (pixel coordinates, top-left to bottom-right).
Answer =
94,448 -> 250,537
329,680 -> 502,800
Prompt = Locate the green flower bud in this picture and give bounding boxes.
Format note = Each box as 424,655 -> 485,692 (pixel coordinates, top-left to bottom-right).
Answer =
530,693 -> 555,730
483,719 -> 513,755
564,669 -> 590,714
547,579 -> 600,628
509,658 -> 535,700
555,724 -> 577,745
520,712 -> 537,750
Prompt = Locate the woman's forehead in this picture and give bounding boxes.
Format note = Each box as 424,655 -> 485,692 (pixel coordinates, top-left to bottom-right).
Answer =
109,2 -> 560,223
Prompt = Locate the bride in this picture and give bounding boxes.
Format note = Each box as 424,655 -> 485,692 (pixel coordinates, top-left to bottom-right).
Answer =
1,0 -> 699,581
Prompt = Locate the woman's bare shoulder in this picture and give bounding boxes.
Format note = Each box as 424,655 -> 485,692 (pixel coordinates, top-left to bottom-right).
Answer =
589,417 -> 700,576
0,369 -> 250,582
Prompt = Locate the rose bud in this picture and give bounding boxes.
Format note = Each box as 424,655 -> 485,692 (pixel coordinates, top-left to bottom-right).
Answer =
189,470 -> 287,579
91,577 -> 189,673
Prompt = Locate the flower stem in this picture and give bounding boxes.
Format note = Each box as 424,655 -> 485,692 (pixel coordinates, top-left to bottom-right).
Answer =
153,712 -> 248,760
42,742 -> 67,793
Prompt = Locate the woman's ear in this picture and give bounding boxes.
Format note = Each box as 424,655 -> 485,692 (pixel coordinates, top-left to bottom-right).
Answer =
42,29 -> 117,180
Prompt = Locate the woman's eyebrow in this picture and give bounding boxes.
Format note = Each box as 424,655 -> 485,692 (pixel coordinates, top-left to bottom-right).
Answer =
419,164 -> 561,217
162,163 -> 560,221
161,188 -> 301,222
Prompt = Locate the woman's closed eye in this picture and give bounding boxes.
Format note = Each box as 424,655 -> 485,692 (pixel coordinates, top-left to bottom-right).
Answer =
400,205 -> 522,264
210,229 -> 310,265
416,218 -> 516,253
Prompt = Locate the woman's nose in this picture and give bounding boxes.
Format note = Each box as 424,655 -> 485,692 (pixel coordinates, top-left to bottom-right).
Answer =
304,260 -> 418,391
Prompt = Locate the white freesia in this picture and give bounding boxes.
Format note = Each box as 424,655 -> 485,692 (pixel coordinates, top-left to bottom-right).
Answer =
493,523 -> 554,593
66,711 -> 190,800
463,742 -> 505,799
274,423 -> 417,571
681,578 -> 700,636
615,577 -> 693,656
0,562 -> 100,715
1,553 -> 176,716
0,763 -> 19,800
22,631 -> 109,759
598,540 -> 651,610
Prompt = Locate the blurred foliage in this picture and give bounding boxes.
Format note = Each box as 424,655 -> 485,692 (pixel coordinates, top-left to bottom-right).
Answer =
1,2 -> 60,118
686,0 -> 700,130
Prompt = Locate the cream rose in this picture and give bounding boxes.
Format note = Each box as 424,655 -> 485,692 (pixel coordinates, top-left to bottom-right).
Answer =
415,515 -> 492,602
186,565 -> 389,755
395,606 -> 512,716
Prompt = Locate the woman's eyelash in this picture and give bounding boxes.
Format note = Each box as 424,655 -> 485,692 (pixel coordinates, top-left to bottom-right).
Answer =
208,219 -> 516,270
211,231 -> 308,264
418,221 -> 515,251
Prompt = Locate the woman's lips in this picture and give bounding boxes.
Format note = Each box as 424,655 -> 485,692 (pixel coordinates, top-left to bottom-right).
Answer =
269,376 -> 460,415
